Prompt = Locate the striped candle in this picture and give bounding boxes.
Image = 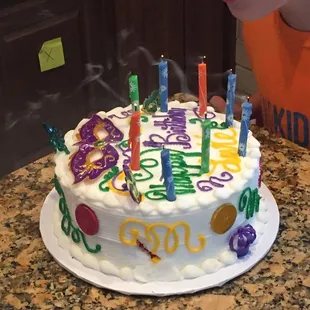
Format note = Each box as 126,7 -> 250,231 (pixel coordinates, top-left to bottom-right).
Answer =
200,119 -> 211,173
226,71 -> 237,127
129,74 -> 140,112
198,57 -> 207,117
238,100 -> 252,157
159,55 -> 168,112
160,148 -> 176,201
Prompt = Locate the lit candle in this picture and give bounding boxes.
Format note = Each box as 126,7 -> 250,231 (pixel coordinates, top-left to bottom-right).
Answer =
238,98 -> 252,157
128,108 -> 140,170
198,56 -> 207,117
160,148 -> 176,201
159,55 -> 168,112
200,119 -> 211,173
226,70 -> 237,127
129,73 -> 140,112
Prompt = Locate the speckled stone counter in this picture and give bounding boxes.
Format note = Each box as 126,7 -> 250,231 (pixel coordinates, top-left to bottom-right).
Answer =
1,96 -> 309,309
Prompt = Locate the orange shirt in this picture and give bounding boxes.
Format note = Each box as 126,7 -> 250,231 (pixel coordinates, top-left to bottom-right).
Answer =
243,11 -> 310,148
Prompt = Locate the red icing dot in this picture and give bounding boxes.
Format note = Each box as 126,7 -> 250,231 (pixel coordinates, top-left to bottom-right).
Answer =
75,204 -> 99,235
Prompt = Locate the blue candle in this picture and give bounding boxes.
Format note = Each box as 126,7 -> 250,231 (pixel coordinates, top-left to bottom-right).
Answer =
160,148 -> 176,201
159,56 -> 168,112
238,100 -> 252,157
226,71 -> 237,127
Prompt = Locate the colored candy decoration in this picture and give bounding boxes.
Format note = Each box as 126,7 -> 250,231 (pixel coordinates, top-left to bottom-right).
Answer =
159,55 -> 168,112
225,71 -> 237,127
142,89 -> 160,114
123,164 -> 142,204
210,203 -> 237,234
75,204 -> 99,235
229,224 -> 256,257
160,148 -> 176,201
70,143 -> 119,184
43,123 -> 69,154
198,57 -> 207,117
54,175 -> 101,253
200,119 -> 211,173
129,74 -> 140,111
238,100 -> 252,157
128,110 -> 141,171
239,187 -> 261,219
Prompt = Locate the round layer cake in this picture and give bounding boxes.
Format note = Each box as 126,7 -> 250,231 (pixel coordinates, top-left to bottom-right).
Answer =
52,100 -> 264,282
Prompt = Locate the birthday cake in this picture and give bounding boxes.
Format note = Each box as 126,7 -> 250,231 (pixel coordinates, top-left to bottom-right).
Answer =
51,99 -> 266,283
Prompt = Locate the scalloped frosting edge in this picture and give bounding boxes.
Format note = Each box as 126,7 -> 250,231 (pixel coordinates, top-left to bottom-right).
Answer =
52,196 -> 268,282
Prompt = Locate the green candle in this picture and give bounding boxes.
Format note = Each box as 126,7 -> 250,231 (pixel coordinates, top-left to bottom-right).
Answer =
129,74 -> 140,111
201,119 -> 211,173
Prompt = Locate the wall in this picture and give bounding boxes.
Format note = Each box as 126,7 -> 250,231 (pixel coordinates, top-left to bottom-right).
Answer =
235,20 -> 257,96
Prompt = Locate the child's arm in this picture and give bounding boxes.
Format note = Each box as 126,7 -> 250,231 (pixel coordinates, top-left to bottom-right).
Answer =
210,91 -> 263,125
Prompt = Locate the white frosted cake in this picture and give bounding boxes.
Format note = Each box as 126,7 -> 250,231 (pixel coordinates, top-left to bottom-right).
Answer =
52,100 -> 266,283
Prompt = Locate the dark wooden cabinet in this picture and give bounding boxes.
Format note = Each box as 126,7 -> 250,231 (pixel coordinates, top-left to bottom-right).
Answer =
0,0 -> 236,177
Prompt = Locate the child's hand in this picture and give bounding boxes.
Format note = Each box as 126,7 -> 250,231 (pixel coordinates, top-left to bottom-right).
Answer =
209,91 -> 263,125
210,96 -> 242,119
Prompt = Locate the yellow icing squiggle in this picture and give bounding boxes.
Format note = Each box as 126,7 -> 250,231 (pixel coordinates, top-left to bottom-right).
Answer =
119,218 -> 206,254
207,128 -> 241,175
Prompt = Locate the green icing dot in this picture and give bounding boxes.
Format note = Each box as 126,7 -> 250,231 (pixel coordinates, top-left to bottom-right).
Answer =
141,115 -> 149,123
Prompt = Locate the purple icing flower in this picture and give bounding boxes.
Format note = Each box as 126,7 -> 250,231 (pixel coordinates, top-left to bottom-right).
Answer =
229,224 -> 256,258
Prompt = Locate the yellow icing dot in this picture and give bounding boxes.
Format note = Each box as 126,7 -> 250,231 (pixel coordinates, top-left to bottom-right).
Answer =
210,204 -> 237,234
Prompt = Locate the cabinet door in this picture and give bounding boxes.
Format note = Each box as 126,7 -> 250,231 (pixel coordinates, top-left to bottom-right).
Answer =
0,0 -> 88,177
184,0 -> 236,100
114,0 -> 184,103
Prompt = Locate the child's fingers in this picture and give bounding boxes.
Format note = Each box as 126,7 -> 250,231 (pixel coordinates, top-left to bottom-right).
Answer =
209,96 -> 226,113
209,96 -> 242,120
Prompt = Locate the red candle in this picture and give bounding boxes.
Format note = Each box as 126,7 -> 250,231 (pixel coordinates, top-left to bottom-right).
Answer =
198,57 -> 207,117
129,110 -> 140,170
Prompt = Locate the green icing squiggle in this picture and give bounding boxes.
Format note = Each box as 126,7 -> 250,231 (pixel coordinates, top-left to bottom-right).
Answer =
239,187 -> 261,219
134,158 -> 158,182
99,166 -> 120,192
141,115 -> 149,123
54,175 -> 101,253
189,118 -> 227,130
140,148 -> 200,200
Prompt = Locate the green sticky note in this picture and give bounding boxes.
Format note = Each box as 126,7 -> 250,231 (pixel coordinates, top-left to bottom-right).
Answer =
38,37 -> 65,72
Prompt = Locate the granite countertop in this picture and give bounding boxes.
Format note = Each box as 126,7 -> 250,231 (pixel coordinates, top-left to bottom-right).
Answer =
1,95 -> 309,310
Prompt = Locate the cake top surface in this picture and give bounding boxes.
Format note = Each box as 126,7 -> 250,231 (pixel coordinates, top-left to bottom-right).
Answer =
54,101 -> 260,217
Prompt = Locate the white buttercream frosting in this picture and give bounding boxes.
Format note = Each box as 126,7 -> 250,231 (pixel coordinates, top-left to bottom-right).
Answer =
52,101 -> 265,282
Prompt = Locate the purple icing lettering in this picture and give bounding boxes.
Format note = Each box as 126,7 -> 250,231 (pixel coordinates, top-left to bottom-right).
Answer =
143,133 -> 191,149
143,107 -> 192,149
197,171 -> 233,192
